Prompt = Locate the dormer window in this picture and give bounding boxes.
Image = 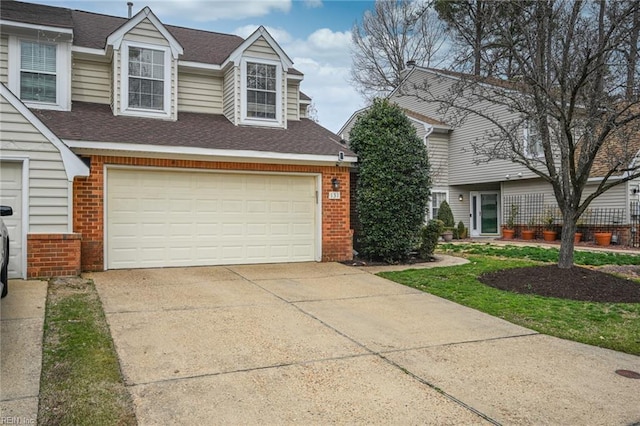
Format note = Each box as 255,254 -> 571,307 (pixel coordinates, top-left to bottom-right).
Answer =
8,36 -> 71,111
120,41 -> 171,118
241,58 -> 282,127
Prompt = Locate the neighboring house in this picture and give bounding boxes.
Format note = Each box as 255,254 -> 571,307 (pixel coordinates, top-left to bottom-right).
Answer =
0,1 -> 356,279
340,66 -> 640,245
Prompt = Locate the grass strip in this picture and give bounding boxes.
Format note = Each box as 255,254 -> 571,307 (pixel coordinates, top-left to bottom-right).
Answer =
439,242 -> 640,265
38,277 -> 136,425
380,256 -> 640,355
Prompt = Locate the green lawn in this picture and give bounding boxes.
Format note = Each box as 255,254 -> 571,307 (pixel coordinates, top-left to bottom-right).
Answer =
380,246 -> 640,355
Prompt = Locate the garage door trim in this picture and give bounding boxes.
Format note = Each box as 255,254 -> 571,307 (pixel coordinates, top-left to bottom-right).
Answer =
0,157 -> 29,279
104,164 -> 323,269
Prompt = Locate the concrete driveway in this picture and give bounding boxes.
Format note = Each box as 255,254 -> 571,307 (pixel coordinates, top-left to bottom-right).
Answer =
90,262 -> 640,425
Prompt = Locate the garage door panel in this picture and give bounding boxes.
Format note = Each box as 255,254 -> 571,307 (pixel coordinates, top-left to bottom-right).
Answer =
107,169 -> 317,269
0,161 -> 23,278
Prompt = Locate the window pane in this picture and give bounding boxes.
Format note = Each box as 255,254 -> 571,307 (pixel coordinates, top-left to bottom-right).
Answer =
21,42 -> 56,73
20,72 -> 56,103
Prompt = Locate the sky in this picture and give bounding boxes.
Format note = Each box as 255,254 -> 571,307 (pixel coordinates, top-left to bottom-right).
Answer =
27,0 -> 376,132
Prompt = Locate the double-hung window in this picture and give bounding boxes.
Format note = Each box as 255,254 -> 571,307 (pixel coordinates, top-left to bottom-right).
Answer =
429,191 -> 448,220
128,47 -> 164,110
241,58 -> 282,126
8,36 -> 70,110
121,41 -> 171,118
246,62 -> 277,119
20,41 -> 57,103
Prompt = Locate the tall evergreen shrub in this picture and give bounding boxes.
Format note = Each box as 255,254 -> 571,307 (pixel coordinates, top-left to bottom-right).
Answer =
349,99 -> 431,262
437,200 -> 455,227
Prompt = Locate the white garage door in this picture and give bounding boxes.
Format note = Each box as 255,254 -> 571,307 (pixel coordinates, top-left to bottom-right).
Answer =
0,161 -> 23,278
107,168 -> 318,269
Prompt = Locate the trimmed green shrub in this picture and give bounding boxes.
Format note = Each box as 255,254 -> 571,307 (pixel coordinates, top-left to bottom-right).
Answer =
457,221 -> 465,239
437,200 -> 455,227
349,98 -> 431,262
419,219 -> 443,259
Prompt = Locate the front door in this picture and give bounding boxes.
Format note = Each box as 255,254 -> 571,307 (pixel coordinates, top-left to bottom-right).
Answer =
470,192 -> 500,237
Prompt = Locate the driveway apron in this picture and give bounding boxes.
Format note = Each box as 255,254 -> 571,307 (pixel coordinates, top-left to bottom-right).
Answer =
0,279 -> 48,423
90,262 -> 640,425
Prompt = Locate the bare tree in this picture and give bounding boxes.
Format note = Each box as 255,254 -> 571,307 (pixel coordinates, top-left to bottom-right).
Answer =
403,0 -> 640,268
434,0 -> 520,77
350,0 -> 447,100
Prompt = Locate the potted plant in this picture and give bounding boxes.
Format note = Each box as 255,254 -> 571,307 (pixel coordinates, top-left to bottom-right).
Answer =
574,215 -> 585,244
542,207 -> 557,241
594,230 -> 612,246
521,216 -> 536,240
437,200 -> 455,242
502,204 -> 518,239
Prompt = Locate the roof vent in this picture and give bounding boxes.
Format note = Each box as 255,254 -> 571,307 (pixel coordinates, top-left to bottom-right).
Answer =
406,60 -> 416,68
127,2 -> 133,18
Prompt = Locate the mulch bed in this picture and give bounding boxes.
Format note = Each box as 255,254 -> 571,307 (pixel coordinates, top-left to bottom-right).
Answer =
478,265 -> 640,303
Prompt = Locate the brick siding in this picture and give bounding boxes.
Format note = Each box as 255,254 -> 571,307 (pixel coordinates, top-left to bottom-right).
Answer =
27,233 -> 82,278
74,155 -> 353,271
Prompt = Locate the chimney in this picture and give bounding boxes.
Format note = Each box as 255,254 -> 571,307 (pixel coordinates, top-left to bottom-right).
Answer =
127,2 -> 133,18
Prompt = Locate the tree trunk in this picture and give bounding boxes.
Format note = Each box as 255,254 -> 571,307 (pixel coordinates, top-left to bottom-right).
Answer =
558,212 -> 577,268
473,0 -> 483,75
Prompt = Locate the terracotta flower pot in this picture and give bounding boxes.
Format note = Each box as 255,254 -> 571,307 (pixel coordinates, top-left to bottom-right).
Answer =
594,232 -> 612,246
521,230 -> 535,240
574,233 -> 582,244
542,230 -> 557,242
502,229 -> 515,239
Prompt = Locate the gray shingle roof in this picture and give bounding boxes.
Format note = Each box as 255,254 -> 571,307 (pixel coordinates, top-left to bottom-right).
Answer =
33,102 -> 354,157
1,1 -> 300,70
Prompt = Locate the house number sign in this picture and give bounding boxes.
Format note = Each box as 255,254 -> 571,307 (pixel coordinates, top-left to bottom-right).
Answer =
328,191 -> 341,200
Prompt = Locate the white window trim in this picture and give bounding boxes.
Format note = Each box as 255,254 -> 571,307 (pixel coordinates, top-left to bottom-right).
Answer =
240,57 -> 283,128
120,40 -> 172,119
523,122 -> 544,159
8,35 -> 71,111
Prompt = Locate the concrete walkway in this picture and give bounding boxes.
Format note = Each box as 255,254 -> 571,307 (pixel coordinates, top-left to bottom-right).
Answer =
87,262 -> 640,425
0,279 -> 48,423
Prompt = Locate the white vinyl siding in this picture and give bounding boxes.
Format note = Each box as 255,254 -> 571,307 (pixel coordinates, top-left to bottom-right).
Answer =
428,133 -> 449,187
106,168 -> 318,269
0,34 -> 8,84
244,36 -> 280,61
287,81 -> 299,120
392,71 -> 532,185
0,95 -> 70,234
71,57 -> 111,104
122,18 -> 170,46
223,65 -> 238,124
502,178 -> 629,221
178,72 -> 223,114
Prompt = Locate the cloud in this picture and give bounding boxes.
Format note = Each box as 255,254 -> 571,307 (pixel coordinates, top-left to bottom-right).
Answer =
140,0 -> 292,22
304,0 -> 323,8
233,25 -> 293,44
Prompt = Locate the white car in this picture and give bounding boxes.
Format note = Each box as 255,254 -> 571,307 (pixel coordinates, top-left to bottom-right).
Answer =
1,205 -> 13,298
